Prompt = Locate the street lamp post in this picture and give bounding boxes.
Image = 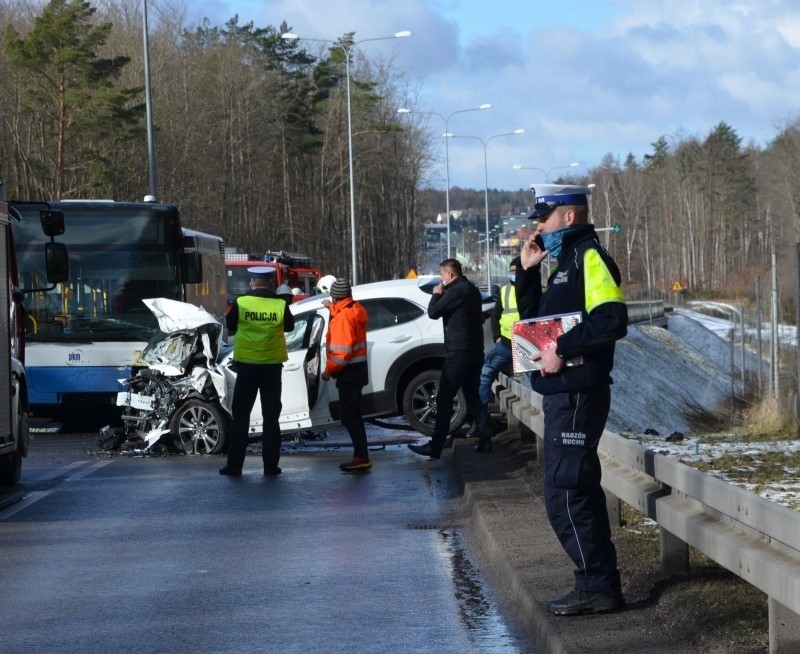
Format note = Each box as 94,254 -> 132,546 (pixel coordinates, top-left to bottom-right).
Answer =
450,129 -> 525,290
283,30 -> 412,285
512,162 -> 579,182
142,0 -> 157,201
397,104 -> 492,258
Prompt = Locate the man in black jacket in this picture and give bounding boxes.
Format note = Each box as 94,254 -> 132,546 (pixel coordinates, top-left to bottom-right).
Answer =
408,259 -> 492,458
516,184 -> 628,616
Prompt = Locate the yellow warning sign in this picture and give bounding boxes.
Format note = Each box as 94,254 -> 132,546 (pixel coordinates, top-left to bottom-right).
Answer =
406,268 -> 418,279
672,281 -> 683,292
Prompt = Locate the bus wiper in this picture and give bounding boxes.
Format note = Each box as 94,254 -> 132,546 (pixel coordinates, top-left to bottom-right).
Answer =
67,317 -> 156,339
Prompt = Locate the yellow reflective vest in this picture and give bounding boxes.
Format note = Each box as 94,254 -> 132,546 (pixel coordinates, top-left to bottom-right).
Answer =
497,283 -> 520,340
233,294 -> 288,364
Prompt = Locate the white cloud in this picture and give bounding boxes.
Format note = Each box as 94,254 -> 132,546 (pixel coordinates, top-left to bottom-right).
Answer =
187,0 -> 800,189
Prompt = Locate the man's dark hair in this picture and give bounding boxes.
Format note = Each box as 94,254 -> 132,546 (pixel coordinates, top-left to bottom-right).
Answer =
440,258 -> 463,277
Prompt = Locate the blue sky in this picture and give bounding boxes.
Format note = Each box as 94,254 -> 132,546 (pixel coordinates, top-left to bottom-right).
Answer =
186,0 -> 800,190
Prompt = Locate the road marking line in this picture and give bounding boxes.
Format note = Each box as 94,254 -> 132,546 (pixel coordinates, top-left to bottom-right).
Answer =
0,460 -> 113,520
34,460 -> 91,482
0,491 -> 54,519
65,460 -> 112,481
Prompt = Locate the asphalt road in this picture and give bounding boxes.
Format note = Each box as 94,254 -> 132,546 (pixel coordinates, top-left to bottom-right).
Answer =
0,426 -> 538,654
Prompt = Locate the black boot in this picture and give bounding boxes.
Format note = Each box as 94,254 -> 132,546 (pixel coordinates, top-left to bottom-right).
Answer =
473,438 -> 492,453
408,442 -> 441,459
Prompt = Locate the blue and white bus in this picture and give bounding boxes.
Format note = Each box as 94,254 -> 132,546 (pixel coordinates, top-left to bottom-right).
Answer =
12,200 -> 226,410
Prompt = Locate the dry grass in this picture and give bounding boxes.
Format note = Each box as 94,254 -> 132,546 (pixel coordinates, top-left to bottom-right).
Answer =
615,505 -> 769,653
681,378 -> 798,442
737,394 -> 797,440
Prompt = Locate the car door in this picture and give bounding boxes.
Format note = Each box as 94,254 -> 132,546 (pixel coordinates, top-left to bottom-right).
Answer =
278,295 -> 426,431
276,309 -> 334,432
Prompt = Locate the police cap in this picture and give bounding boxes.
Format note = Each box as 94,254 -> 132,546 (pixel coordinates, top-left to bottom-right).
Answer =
527,183 -> 591,221
247,266 -> 276,279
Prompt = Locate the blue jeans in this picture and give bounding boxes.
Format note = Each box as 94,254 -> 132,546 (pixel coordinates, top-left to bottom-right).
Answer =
479,340 -> 513,405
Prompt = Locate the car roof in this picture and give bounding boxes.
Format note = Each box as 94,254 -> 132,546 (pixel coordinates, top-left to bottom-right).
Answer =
290,276 -> 439,314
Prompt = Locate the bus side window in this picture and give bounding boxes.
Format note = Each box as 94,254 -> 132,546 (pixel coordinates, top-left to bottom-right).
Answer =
184,251 -> 202,284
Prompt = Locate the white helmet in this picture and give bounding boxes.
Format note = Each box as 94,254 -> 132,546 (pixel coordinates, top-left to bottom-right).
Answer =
317,274 -> 337,294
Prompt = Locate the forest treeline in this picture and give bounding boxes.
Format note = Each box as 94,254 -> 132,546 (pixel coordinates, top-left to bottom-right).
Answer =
2,0 -> 800,303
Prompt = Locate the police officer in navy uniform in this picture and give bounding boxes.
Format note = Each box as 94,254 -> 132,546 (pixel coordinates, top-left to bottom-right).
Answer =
516,184 -> 628,615
220,266 -> 295,476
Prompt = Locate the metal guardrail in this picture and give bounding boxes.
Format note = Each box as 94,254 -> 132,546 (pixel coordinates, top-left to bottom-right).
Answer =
626,299 -> 666,325
495,372 -> 800,653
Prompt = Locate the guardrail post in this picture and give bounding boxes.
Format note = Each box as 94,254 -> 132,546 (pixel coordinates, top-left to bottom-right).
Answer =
769,596 -> 800,653
606,491 -> 622,528
534,428 -> 544,469
659,527 -> 689,576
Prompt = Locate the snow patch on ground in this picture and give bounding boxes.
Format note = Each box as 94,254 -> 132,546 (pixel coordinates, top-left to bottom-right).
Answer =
609,308 -> 800,510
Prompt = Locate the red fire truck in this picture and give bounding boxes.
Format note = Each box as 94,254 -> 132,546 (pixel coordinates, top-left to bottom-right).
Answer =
225,250 -> 322,307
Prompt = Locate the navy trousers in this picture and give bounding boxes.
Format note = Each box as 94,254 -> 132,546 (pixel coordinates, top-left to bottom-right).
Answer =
541,385 -> 621,593
226,362 -> 283,470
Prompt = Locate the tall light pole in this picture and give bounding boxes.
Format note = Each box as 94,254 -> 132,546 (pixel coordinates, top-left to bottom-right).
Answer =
397,104 -> 492,258
512,162 -> 579,182
142,0 -> 157,201
283,30 -> 412,285
450,129 -> 525,290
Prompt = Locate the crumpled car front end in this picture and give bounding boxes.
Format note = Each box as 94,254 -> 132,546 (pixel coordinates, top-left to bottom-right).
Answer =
98,298 -> 233,455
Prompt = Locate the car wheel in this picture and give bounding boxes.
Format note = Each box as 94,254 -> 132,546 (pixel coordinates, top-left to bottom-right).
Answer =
169,399 -> 227,454
401,369 -> 468,436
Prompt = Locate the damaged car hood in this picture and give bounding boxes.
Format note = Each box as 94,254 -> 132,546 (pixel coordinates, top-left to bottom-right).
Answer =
140,298 -> 223,376
107,298 -> 231,453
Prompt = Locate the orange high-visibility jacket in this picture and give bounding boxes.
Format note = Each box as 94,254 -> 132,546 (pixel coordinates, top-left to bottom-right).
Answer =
325,298 -> 368,380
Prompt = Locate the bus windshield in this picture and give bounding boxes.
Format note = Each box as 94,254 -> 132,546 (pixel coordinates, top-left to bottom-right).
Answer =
14,203 -> 183,343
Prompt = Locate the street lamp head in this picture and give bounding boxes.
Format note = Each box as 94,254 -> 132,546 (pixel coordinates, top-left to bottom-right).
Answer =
397,107 -> 411,114
281,32 -> 299,40
479,103 -> 492,110
512,164 -> 523,170
513,129 -> 525,135
569,162 -> 579,167
394,30 -> 413,38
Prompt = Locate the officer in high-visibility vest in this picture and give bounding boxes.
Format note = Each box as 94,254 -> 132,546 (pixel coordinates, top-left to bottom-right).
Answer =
220,266 -> 295,476
474,257 -> 521,451
516,183 -> 628,616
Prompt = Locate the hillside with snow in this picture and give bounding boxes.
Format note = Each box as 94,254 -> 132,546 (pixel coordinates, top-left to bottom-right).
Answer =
608,308 -> 800,510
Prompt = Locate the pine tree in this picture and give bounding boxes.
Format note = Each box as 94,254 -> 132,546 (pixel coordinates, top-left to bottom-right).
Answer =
5,0 -> 143,198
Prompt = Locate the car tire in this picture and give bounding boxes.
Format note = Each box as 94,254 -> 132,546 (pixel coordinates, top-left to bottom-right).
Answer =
169,399 -> 227,455
401,369 -> 468,436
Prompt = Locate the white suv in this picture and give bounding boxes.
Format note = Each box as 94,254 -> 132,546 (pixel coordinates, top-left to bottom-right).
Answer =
108,279 -> 493,454
271,277 -> 491,436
